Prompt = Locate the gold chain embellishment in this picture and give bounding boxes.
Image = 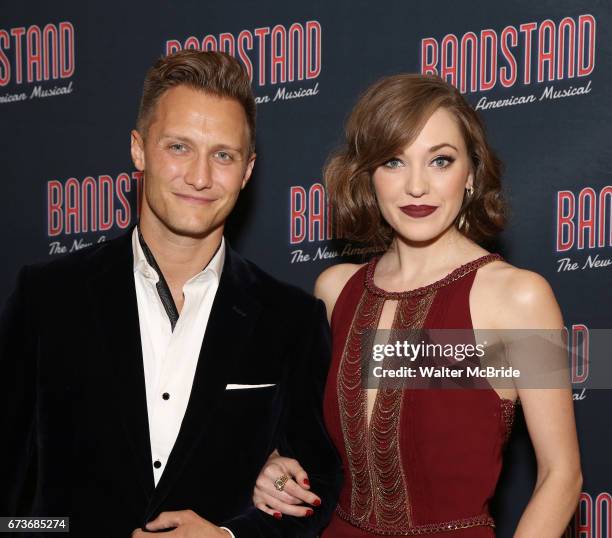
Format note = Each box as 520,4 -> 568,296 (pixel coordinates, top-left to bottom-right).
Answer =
336,280 -> 439,532
335,506 -> 496,536
500,399 -> 516,444
337,288 -> 385,522
367,293 -> 436,531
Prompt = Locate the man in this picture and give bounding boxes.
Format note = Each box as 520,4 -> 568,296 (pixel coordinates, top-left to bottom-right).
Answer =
0,50 -> 342,537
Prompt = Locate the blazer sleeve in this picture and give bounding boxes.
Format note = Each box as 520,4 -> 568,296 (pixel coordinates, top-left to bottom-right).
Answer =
0,267 -> 38,516
221,297 -> 343,538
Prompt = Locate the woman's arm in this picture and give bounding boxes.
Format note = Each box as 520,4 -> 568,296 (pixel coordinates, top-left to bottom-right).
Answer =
495,269 -> 582,537
251,263 -> 363,517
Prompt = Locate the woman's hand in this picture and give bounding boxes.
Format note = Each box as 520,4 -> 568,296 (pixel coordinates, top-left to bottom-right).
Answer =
253,450 -> 322,518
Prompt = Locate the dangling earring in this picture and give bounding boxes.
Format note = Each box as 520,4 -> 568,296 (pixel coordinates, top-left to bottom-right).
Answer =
458,185 -> 473,230
458,212 -> 466,229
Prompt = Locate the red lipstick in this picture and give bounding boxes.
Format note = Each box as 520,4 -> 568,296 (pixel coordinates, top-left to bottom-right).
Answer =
400,204 -> 438,218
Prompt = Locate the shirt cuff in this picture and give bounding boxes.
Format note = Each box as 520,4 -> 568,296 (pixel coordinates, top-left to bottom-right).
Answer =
220,527 -> 236,538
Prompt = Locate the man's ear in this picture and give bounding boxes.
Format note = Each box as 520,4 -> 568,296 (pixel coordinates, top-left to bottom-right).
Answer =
241,153 -> 256,190
131,130 -> 146,171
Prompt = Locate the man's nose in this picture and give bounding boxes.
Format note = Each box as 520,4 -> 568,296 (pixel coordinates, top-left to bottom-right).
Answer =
185,155 -> 213,190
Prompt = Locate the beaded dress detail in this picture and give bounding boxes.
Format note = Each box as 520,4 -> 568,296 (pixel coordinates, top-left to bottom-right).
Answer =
322,254 -> 515,538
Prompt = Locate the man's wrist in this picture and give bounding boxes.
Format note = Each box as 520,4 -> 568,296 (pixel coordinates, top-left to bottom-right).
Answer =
219,526 -> 235,537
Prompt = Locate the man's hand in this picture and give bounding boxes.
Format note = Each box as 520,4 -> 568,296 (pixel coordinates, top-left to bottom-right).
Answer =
132,510 -> 231,537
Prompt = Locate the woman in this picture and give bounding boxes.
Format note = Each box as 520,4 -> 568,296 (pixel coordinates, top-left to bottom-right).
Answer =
253,74 -> 582,536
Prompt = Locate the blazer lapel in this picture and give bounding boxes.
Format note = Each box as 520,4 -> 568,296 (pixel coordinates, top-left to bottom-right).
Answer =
87,231 -> 155,500
145,246 -> 262,521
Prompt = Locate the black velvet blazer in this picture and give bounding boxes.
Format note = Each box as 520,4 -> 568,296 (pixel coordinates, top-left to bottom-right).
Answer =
0,230 -> 343,537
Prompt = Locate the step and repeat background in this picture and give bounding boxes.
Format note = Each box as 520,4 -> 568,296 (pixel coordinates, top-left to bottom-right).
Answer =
1,1 -> 610,536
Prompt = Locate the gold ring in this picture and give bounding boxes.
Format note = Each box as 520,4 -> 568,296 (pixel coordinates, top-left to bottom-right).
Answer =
274,474 -> 289,492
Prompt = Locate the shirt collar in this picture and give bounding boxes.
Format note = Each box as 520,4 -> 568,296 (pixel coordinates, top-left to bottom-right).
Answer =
132,226 -> 225,284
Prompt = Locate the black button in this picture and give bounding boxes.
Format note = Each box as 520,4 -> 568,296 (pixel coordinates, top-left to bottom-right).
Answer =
162,392 -> 170,400
153,460 -> 162,469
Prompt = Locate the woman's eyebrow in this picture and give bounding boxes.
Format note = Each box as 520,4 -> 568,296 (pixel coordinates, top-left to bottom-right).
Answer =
428,143 -> 458,152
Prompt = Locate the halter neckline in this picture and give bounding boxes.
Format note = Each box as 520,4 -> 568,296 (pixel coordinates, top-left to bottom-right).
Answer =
364,253 -> 504,299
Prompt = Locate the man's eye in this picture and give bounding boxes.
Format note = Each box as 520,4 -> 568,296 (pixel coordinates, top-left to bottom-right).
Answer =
216,151 -> 233,161
383,158 -> 403,169
431,155 -> 455,168
169,143 -> 187,153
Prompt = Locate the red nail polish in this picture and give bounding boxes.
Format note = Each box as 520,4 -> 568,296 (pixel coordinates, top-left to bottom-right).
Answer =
303,478 -> 310,486
306,509 -> 314,517
313,499 -> 321,507
274,512 -> 282,520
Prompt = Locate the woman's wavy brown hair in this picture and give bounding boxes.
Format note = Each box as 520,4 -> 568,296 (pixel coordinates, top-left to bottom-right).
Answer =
325,73 -> 506,249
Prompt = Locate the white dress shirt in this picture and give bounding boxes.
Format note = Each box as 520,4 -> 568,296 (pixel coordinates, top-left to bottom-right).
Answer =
132,228 -> 235,537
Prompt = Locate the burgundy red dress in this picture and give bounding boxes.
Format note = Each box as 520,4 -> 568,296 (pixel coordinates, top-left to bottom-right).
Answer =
322,254 -> 515,537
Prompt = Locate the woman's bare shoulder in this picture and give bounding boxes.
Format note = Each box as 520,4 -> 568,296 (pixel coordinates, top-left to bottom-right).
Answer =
314,263 -> 366,321
473,259 -> 563,329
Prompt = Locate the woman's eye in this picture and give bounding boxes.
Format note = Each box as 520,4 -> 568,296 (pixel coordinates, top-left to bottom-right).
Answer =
431,155 -> 455,168
383,158 -> 403,169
